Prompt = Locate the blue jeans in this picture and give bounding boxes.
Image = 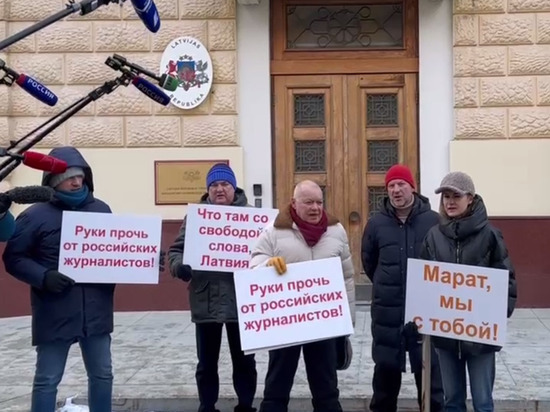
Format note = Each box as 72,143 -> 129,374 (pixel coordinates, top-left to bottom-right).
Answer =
31,334 -> 113,412
436,348 -> 495,412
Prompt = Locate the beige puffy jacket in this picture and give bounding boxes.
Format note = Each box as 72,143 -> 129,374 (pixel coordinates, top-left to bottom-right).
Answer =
250,206 -> 356,324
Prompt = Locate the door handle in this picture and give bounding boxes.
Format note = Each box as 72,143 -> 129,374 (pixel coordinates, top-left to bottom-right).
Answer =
349,211 -> 360,223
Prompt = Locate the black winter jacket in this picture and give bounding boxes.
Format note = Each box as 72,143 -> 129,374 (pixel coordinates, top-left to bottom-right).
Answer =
2,147 -> 114,346
420,195 -> 517,356
168,188 -> 249,323
361,194 -> 439,371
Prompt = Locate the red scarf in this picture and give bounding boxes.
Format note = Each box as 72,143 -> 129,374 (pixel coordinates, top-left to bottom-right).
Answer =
289,205 -> 328,247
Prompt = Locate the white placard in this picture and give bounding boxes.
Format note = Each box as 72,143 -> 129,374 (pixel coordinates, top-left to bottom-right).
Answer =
58,211 -> 162,284
234,257 -> 354,354
405,258 -> 509,346
183,204 -> 279,273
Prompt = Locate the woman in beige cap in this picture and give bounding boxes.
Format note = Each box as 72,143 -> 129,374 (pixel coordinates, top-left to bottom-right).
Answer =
420,171 -> 517,412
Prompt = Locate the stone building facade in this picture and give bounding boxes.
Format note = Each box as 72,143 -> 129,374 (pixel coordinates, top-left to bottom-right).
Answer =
0,0 -> 548,316
454,0 -> 550,140
0,0 -> 239,157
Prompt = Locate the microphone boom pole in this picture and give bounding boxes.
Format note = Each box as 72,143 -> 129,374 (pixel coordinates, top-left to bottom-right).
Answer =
0,0 -> 125,51
0,70 -> 135,181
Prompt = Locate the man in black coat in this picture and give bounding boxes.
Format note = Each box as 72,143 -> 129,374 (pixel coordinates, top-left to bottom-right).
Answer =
3,146 -> 114,412
168,163 -> 257,412
361,164 -> 444,412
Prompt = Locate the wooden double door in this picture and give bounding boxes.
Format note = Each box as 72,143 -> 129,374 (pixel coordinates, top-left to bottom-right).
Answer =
273,73 -> 418,289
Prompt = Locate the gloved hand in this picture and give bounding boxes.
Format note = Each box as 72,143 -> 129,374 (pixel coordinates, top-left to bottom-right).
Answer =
43,270 -> 75,293
266,256 -> 287,275
403,321 -> 422,347
0,193 -> 11,214
173,263 -> 192,281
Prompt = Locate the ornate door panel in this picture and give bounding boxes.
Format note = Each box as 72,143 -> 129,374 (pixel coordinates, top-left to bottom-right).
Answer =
273,74 -> 418,288
345,74 -> 418,284
273,75 -> 346,224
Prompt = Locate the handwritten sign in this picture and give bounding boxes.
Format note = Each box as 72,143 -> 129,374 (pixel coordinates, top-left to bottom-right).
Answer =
404,258 -> 509,346
234,257 -> 354,354
58,211 -> 162,284
183,203 -> 279,272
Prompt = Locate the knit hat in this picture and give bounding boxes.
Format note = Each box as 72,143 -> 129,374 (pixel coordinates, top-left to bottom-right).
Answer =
48,167 -> 85,188
206,163 -> 236,190
385,164 -> 415,189
435,171 -> 475,196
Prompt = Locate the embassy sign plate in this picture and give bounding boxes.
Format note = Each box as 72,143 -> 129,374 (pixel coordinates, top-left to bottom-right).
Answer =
160,36 -> 213,110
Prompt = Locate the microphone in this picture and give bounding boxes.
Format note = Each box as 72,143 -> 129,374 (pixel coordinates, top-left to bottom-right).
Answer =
131,76 -> 171,106
109,54 -> 177,91
22,151 -> 68,174
3,185 -> 54,204
130,0 -> 161,33
0,60 -> 58,107
159,73 -> 178,92
15,74 -> 58,107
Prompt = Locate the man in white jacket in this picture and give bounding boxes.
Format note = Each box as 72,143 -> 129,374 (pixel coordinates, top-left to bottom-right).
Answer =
250,180 -> 355,412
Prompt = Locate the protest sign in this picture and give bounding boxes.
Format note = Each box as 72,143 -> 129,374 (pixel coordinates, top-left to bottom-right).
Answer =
58,211 -> 162,284
234,257 -> 354,354
183,204 -> 278,272
405,258 -> 509,346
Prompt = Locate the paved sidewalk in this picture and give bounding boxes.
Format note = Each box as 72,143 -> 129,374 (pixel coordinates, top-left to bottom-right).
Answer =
1,308 -> 550,411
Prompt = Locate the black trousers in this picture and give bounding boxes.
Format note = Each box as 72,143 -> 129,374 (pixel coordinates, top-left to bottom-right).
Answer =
195,322 -> 257,412
259,338 -> 343,412
370,345 -> 444,412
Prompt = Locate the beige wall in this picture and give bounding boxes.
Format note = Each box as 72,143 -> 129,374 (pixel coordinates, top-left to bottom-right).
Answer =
453,0 -> 550,216
0,0 -> 239,218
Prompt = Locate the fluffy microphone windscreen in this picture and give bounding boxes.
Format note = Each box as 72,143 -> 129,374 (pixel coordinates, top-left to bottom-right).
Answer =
6,185 -> 54,204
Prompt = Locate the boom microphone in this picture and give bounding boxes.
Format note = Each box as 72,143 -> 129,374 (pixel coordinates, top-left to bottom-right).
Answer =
0,60 -> 58,106
110,54 -> 177,91
130,0 -> 161,33
4,185 -> 54,204
131,76 -> 170,106
15,74 -> 59,107
22,151 -> 68,174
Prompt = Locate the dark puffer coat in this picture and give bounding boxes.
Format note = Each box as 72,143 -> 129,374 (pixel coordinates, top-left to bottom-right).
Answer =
420,195 -> 517,356
361,194 -> 439,371
2,147 -> 114,346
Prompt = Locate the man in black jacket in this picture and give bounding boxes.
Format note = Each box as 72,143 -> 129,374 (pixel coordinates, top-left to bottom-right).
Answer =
168,163 -> 257,412
3,146 -> 114,412
361,164 -> 444,412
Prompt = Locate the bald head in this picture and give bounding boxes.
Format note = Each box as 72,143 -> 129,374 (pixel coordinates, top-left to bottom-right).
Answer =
293,180 -> 322,200
292,180 -> 324,224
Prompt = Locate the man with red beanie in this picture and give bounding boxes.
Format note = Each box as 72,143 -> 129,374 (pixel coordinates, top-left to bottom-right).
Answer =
361,164 -> 444,412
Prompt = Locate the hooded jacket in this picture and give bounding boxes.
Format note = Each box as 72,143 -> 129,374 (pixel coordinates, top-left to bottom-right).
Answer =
2,147 -> 114,346
420,195 -> 517,356
168,188 -> 249,323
